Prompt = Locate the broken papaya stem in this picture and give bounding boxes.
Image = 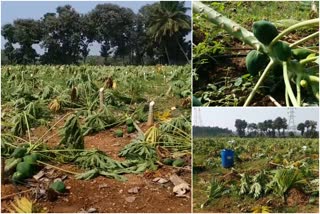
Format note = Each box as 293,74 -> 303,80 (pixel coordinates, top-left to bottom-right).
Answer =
270,19 -> 319,47
243,59 -> 274,106
37,160 -> 78,175
23,112 -> 31,144
193,1 -> 264,52
283,62 -> 299,107
296,74 -> 302,105
285,88 -> 290,107
36,112 -> 73,144
290,31 -> 319,48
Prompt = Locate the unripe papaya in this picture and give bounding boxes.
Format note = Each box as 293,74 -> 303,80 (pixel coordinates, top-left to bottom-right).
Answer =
272,41 -> 292,61
192,96 -> 202,106
300,79 -> 308,88
246,50 -> 270,76
253,21 -> 278,45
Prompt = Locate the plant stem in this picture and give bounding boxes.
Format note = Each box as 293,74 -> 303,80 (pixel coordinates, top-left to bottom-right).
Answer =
285,88 -> 290,107
37,160 -> 78,175
243,60 -> 274,106
23,112 -> 31,143
36,112 -> 73,143
193,1 -> 263,51
290,31 -> 319,48
296,74 -> 302,105
283,62 -> 299,107
270,19 -> 319,47
300,56 -> 318,65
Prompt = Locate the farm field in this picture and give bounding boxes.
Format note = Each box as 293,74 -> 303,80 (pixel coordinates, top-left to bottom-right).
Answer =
193,1 -> 319,106
193,137 -> 319,213
1,65 -> 191,213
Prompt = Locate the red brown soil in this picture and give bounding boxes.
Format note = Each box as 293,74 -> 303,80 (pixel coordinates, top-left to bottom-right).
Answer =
1,121 -> 191,213
287,188 -> 309,206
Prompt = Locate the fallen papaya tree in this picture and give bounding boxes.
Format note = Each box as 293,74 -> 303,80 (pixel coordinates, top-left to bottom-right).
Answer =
194,1 -> 319,107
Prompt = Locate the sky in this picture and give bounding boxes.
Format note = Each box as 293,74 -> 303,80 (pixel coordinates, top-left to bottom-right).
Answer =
1,1 -> 191,55
193,107 -> 320,131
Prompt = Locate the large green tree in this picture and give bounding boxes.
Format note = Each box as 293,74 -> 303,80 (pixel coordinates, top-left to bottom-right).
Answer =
87,3 -> 135,63
2,19 -> 42,64
235,119 -> 247,137
40,5 -> 86,64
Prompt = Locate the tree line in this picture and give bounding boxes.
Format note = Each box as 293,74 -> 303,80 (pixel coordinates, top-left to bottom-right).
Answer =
193,126 -> 233,138
2,1 -> 190,65
235,117 -> 318,138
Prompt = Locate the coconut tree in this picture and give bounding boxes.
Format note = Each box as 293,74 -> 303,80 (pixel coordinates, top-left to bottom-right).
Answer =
304,120 -> 311,131
309,120 -> 317,131
148,1 -> 191,64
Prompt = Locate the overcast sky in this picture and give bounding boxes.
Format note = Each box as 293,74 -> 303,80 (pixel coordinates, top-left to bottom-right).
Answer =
1,1 -> 191,55
193,107 -> 319,131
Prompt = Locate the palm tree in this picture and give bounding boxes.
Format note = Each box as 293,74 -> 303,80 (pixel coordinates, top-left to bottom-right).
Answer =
309,120 -> 317,131
304,120 -> 311,131
148,1 -> 191,64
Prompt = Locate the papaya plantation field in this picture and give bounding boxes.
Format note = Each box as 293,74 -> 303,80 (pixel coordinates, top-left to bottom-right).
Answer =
1,65 -> 191,213
193,137 -> 319,213
193,1 -> 319,106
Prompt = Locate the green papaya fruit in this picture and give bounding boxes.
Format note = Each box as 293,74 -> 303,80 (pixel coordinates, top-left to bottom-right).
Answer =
272,41 -> 292,61
126,118 -> 134,126
23,155 -> 38,164
127,126 -> 135,133
11,147 -> 27,158
253,20 -> 278,45
192,96 -> 202,106
172,159 -> 185,167
50,181 -> 66,193
12,172 -> 24,183
16,162 -> 33,178
115,129 -> 123,137
163,158 -> 175,165
300,79 -> 308,88
246,50 -> 270,76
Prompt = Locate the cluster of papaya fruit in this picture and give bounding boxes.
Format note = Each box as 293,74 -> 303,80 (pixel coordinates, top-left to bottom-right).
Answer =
246,20 -> 313,76
114,118 -> 136,137
162,158 -> 185,167
6,147 -> 40,183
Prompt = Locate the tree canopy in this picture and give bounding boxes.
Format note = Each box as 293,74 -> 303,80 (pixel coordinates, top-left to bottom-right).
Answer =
2,1 -> 191,65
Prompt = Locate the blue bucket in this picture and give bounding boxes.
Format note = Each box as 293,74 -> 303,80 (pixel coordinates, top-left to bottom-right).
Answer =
221,149 -> 234,168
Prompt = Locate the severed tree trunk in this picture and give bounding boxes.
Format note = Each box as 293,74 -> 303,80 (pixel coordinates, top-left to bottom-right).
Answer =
193,2 -> 263,52
147,101 -> 155,127
99,88 -> 105,111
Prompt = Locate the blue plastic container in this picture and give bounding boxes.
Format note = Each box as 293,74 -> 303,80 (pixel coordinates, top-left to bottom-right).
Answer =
221,149 -> 234,168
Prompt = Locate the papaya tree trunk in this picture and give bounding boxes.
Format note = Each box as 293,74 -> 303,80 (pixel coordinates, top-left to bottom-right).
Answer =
193,1 -> 263,51
99,88 -> 105,111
